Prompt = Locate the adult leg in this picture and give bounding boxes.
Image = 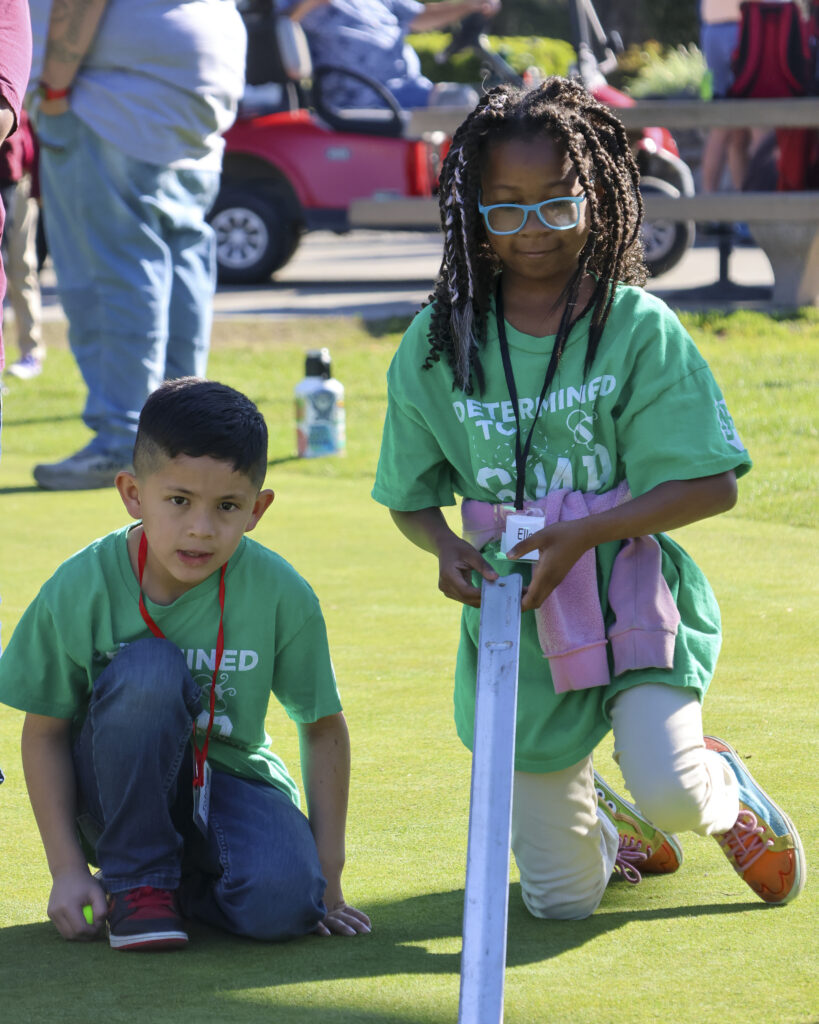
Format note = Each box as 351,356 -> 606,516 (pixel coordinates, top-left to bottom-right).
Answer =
727,128 -> 753,190
511,757 -> 619,921
385,75 -> 434,109
72,637 -> 203,893
35,112 -> 177,469
3,172 -> 43,365
700,21 -> 744,196
179,771 -> 327,940
700,127 -> 732,194
161,165 -> 219,382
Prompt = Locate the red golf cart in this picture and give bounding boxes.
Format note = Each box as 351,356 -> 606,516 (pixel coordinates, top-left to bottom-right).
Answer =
210,3 -> 695,284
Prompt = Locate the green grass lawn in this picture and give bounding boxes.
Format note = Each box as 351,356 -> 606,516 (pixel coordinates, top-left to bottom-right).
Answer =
0,310 -> 817,1024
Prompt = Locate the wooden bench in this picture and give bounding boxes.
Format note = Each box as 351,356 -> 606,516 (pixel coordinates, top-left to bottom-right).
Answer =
349,97 -> 819,307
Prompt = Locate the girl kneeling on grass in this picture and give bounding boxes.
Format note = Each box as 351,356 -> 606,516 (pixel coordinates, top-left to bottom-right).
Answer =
372,78 -> 805,919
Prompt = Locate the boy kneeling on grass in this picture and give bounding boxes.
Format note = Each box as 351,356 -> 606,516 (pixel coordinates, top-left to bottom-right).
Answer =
0,378 -> 371,950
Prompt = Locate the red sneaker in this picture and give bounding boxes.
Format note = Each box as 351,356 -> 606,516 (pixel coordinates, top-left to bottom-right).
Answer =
108,887 -> 189,951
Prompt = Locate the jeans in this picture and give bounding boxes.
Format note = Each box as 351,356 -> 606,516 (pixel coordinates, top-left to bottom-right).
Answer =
35,111 -> 220,461
73,637 -> 327,940
700,21 -> 741,98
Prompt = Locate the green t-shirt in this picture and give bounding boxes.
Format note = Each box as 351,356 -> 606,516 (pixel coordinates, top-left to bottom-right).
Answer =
373,285 -> 752,773
0,526 -> 342,805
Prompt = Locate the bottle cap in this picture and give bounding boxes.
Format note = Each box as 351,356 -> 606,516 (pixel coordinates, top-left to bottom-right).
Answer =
305,348 -> 331,379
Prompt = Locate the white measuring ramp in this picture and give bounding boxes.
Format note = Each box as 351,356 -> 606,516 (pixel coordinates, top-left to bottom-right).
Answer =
458,573 -> 523,1024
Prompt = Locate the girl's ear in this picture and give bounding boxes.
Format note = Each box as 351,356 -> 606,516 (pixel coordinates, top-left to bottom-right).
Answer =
116,471 -> 142,519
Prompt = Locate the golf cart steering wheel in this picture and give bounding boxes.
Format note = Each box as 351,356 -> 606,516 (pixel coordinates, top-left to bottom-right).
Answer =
312,63 -> 407,137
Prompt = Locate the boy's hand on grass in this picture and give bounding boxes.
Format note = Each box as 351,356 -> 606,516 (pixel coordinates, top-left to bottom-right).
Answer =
314,899 -> 371,937
48,869 -> 107,941
437,536 -> 498,608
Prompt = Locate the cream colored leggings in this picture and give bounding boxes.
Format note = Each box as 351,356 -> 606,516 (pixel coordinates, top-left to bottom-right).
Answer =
511,683 -> 740,921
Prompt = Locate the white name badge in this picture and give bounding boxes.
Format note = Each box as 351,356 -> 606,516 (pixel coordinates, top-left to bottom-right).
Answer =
193,758 -> 212,835
500,512 -> 544,562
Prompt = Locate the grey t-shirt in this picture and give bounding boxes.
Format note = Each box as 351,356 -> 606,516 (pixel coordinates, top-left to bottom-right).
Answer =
28,0 -> 246,169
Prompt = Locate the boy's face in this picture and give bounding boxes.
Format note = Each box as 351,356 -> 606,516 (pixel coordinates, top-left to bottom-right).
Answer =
116,454 -> 274,604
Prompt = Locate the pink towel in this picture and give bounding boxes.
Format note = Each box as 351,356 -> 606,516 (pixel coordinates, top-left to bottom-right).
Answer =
461,482 -> 680,693
607,534 -> 679,676
535,488 -> 611,691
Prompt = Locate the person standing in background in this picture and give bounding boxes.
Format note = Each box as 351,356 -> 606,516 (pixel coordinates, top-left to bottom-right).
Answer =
28,0 -> 247,490
0,0 -> 34,789
0,0 -> 33,378
0,108 -> 44,380
283,0 -> 500,109
699,0 -> 751,193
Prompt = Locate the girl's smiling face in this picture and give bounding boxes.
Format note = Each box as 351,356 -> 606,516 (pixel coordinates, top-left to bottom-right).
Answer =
479,134 -> 590,295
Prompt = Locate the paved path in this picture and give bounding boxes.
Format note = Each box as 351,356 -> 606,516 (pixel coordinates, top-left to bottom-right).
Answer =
213,230 -> 776,320
34,230 -> 776,325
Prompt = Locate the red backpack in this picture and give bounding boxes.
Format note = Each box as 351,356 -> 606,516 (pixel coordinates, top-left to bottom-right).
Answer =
729,1 -> 812,98
729,1 -> 819,189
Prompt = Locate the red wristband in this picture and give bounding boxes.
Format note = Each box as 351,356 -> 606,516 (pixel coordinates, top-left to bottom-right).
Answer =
39,83 -> 71,101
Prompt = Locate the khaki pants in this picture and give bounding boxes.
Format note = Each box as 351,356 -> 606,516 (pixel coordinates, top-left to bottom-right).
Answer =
1,173 -> 43,361
511,683 -> 740,920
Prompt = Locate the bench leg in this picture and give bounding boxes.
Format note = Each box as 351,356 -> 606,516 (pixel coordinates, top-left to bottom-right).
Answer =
750,222 -> 819,307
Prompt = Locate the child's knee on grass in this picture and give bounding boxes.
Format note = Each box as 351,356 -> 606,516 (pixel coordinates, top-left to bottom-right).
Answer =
216,858 -> 327,941
520,865 -> 608,921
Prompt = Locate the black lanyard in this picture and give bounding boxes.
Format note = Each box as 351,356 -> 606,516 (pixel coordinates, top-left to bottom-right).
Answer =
495,281 -> 555,510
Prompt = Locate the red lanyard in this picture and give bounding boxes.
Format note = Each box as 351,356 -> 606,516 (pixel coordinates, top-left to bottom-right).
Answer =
137,531 -> 226,787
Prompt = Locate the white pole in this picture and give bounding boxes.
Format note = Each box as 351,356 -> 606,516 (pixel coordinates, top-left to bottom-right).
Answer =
458,574 -> 522,1024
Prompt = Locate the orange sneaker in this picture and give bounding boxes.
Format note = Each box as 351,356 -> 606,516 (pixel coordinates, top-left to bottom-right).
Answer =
594,772 -> 683,882
705,736 -> 805,906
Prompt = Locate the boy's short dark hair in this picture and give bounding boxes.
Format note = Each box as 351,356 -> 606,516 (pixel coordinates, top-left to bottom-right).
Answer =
134,378 -> 268,489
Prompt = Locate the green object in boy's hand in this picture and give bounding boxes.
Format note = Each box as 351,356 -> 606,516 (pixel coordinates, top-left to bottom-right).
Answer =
83,904 -> 94,925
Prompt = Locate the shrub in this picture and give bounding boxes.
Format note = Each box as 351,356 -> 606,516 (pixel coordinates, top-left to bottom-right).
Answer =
614,42 -> 708,98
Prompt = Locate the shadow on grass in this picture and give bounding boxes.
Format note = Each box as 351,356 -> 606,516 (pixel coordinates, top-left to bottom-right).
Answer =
1,886 -> 766,1024
268,454 -> 301,468
362,315 -> 418,339
1,413 -> 82,428
504,883 -> 767,961
0,484 -> 45,495
0,454 -> 300,489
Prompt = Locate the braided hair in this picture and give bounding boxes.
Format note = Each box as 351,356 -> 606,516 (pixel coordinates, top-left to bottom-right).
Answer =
424,76 -> 646,394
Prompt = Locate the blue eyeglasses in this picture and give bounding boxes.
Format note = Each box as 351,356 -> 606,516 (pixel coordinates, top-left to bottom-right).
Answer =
478,193 -> 587,235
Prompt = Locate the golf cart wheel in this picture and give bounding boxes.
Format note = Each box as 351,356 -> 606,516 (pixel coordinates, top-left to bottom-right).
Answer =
210,184 -> 302,284
639,176 -> 695,279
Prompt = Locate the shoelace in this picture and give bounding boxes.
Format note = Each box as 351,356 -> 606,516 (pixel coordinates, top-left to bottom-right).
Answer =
613,835 -> 648,884
123,886 -> 176,910
716,809 -> 773,871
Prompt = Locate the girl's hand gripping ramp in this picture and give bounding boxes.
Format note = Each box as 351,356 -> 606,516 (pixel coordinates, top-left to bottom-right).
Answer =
458,574 -> 522,1024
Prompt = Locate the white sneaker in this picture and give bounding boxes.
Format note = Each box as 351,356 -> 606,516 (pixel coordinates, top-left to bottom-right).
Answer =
7,354 -> 42,379
33,446 -> 132,491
